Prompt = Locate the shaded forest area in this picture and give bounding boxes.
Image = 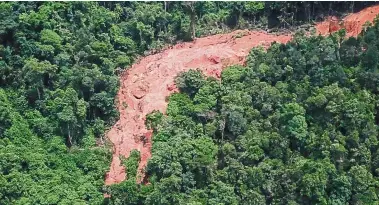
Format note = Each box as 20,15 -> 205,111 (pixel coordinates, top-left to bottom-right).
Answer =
0,1 -> 378,204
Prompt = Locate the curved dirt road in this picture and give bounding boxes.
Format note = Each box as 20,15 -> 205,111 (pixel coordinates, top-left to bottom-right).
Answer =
105,5 -> 379,186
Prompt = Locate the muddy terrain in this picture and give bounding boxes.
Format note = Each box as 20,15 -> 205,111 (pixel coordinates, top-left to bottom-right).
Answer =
105,5 -> 379,186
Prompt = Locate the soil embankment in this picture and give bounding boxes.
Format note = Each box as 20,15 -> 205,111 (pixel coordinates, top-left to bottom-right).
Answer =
316,5 -> 379,37
105,5 -> 379,186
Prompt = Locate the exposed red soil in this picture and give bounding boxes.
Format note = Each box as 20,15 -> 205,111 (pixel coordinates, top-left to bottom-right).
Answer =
104,30 -> 291,186
316,5 -> 379,37
105,6 -> 379,187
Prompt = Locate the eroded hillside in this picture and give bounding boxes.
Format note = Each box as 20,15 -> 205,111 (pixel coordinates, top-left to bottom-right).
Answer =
105,5 -> 379,185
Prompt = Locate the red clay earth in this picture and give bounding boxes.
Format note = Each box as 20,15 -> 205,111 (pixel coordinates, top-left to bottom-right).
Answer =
316,5 -> 379,37
104,5 -> 379,187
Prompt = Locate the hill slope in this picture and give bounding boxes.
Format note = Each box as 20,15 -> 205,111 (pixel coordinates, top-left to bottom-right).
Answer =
105,5 -> 379,185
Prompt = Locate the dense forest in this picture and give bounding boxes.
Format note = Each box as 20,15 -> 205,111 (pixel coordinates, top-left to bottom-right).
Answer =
116,21 -> 379,204
0,1 -> 378,204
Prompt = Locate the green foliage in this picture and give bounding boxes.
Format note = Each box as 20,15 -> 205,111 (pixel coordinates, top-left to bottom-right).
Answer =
110,19 -> 379,204
0,89 -> 111,204
175,69 -> 206,97
121,150 -> 141,179
2,2 -> 378,204
146,110 -> 164,131
40,29 -> 62,49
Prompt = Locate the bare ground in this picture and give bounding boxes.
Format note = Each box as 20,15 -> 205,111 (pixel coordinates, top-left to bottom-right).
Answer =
105,5 -> 379,186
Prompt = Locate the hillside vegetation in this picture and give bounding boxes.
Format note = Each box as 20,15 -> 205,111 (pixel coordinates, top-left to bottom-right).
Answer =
113,20 -> 379,204
0,1 -> 378,204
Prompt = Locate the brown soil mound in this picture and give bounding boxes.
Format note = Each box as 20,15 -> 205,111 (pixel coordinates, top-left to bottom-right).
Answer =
316,5 -> 379,37
105,5 -> 379,187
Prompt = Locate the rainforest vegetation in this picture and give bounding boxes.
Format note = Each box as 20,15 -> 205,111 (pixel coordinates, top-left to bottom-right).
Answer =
0,1 -> 378,204
133,27 -> 379,204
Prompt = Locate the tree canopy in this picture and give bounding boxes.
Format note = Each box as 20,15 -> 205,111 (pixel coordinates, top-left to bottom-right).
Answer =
1,1 -> 378,204
110,17 -> 379,205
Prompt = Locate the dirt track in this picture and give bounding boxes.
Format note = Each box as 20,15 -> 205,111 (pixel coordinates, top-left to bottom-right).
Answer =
105,5 -> 379,186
